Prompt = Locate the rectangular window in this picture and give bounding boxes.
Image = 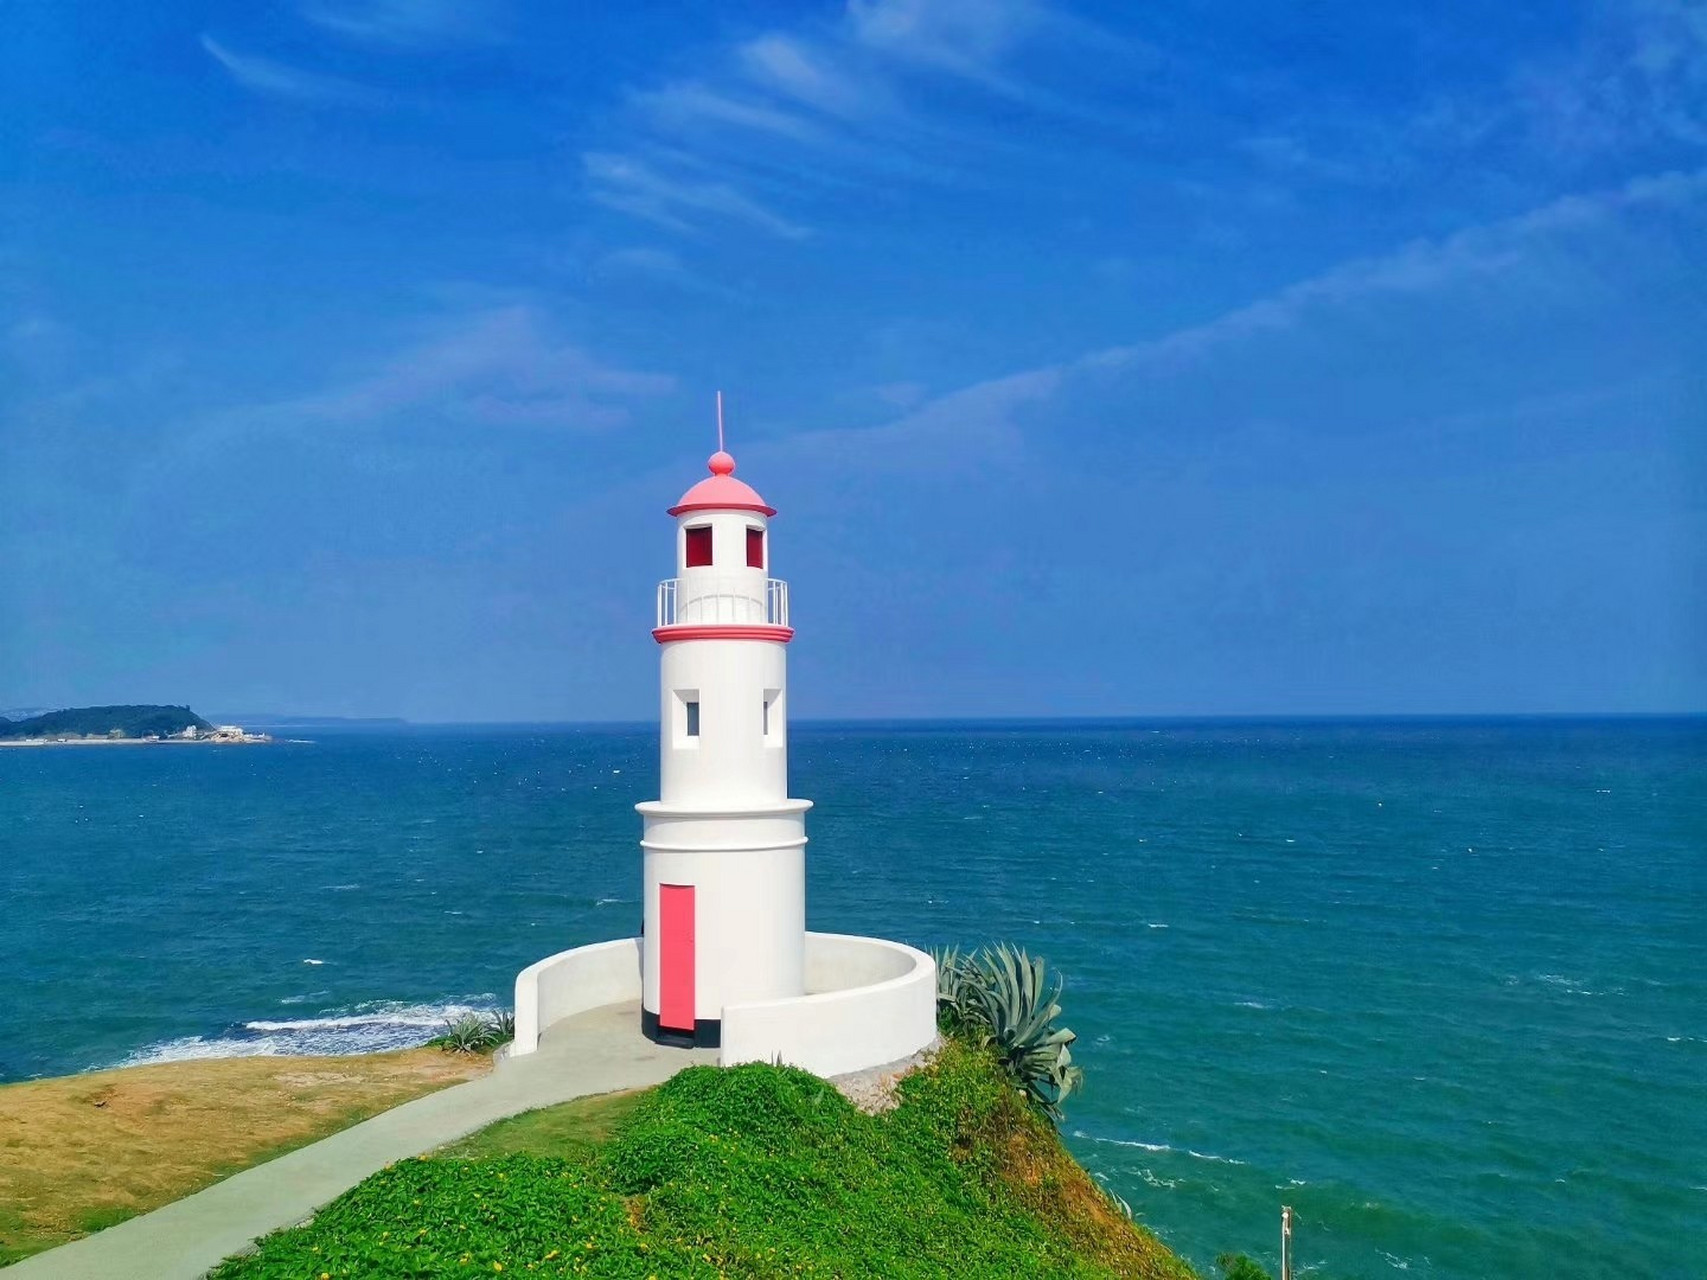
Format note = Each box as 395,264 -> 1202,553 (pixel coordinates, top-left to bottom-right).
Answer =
763,689 -> 780,742
685,699 -> 700,737
685,525 -> 713,568
746,526 -> 765,569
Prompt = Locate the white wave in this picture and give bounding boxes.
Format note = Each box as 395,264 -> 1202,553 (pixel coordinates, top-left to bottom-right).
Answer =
118,1035 -> 291,1067
1145,922 -> 1169,930
302,958 -> 326,965
245,999 -> 495,1034
1185,1147 -> 1247,1165
113,998 -> 501,1067
1075,1131 -> 1249,1165
1236,999 -> 1270,1010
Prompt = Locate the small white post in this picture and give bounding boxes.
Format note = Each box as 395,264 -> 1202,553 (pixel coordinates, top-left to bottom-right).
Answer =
1280,1205 -> 1294,1280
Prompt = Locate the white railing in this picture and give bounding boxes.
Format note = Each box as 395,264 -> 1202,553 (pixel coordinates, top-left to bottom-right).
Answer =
657,576 -> 789,628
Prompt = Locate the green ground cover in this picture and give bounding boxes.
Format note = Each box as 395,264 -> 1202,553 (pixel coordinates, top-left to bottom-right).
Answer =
210,1040 -> 1198,1278
440,1090 -> 647,1164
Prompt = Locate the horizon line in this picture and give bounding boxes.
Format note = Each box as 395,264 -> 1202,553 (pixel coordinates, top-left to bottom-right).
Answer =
208,710 -> 1707,727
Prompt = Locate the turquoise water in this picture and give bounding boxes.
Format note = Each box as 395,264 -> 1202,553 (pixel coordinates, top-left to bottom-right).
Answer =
2,719 -> 1702,1277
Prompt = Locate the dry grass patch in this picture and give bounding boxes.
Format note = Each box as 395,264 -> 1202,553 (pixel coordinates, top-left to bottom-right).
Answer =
990,1119 -> 1197,1279
0,1048 -> 487,1266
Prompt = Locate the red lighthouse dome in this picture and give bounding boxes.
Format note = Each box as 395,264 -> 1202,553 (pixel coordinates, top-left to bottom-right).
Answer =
669,451 -> 777,517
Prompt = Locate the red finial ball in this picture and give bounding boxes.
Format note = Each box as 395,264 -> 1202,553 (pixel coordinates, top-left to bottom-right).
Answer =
708,450 -> 736,475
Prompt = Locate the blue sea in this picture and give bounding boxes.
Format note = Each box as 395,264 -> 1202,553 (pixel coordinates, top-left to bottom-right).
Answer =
2,719 -> 1702,1277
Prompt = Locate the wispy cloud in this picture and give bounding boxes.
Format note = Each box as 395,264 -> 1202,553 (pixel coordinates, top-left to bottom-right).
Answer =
581,0 -> 1119,241
297,0 -> 507,48
629,81 -> 828,145
1513,0 -> 1707,151
737,35 -> 879,118
804,164 -> 1707,466
134,307 -> 674,477
300,305 -> 675,428
200,34 -> 381,106
1375,0 -> 1707,177
1084,166 -> 1707,375
582,153 -> 810,240
846,0 -> 1045,85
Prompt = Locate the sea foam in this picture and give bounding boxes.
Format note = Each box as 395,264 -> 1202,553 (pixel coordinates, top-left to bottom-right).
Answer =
114,997 -> 499,1066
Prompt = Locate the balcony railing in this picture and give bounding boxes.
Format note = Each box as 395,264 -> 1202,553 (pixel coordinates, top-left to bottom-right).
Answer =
657,576 -> 789,629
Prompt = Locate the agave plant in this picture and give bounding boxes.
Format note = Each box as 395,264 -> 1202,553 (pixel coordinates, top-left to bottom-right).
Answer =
934,943 -> 1084,1124
432,1012 -> 497,1053
931,946 -> 979,1032
430,1009 -> 516,1054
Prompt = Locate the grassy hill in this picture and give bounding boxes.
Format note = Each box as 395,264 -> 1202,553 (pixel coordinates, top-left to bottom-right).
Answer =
0,705 -> 213,740
209,1044 -> 1201,1280
210,1041 -> 1199,1279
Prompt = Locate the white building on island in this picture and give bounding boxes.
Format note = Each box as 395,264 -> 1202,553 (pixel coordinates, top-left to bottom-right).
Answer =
511,439 -> 937,1078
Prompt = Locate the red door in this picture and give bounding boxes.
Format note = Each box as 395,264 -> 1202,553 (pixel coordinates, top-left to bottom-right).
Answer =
659,884 -> 695,1033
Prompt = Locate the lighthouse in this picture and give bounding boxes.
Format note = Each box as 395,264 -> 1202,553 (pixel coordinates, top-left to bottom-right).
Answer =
634,445 -> 811,1047
510,419 -> 935,1075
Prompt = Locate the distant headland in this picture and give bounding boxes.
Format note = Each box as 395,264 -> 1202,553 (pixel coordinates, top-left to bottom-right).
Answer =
0,705 -> 271,746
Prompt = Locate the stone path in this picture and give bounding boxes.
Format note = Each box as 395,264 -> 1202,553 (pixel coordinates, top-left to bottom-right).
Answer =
9,1002 -> 714,1280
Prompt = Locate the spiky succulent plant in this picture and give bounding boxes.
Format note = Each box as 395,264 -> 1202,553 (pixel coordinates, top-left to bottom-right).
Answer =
429,1009 -> 516,1054
932,942 -> 1084,1123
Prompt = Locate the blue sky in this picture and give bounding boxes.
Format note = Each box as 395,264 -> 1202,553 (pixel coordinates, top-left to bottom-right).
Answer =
2,0 -> 1702,720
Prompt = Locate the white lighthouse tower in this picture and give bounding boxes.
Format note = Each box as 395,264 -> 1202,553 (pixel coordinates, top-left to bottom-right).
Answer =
510,415 -> 935,1075
634,442 -> 810,1047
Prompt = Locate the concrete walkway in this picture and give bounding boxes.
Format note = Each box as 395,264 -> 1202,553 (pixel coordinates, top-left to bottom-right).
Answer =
9,1002 -> 715,1280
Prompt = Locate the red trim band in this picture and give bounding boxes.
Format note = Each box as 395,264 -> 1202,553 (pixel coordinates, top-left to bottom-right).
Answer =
668,501 -> 778,517
653,625 -> 795,644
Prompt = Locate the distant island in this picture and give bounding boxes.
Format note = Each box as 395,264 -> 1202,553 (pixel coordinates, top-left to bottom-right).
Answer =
0,705 -> 271,745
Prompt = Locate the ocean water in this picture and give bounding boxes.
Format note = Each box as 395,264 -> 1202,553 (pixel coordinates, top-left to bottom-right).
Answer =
1,719 -> 1702,1277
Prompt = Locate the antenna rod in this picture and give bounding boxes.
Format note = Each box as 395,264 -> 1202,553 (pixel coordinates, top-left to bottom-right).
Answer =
716,390 -> 725,453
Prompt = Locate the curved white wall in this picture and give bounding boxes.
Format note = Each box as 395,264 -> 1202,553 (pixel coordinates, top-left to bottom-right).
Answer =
512,932 -> 939,1080
511,937 -> 642,1057
720,933 -> 938,1078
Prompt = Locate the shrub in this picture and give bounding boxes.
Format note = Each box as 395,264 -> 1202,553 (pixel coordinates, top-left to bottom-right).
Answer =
428,1010 -> 515,1054
1217,1253 -> 1276,1280
933,943 -> 1085,1124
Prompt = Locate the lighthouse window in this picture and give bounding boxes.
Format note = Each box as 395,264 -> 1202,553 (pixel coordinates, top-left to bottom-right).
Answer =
684,525 -> 713,568
685,700 -> 700,737
746,527 -> 765,569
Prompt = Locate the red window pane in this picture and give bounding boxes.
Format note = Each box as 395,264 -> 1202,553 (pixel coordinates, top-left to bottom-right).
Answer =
685,526 -> 713,567
746,527 -> 765,569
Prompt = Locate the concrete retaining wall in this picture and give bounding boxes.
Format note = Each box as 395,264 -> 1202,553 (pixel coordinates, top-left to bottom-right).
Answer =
511,937 -> 642,1057
512,931 -> 938,1078
721,933 -> 937,1077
